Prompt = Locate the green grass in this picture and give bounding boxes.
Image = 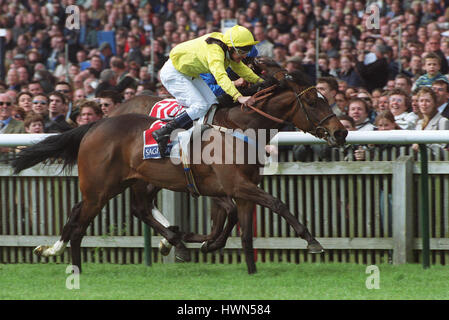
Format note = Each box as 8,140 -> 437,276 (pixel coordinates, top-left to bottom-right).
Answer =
1,262 -> 448,300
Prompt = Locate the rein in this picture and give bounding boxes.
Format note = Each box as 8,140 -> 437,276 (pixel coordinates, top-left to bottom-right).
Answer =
240,84 -> 286,124
240,82 -> 336,129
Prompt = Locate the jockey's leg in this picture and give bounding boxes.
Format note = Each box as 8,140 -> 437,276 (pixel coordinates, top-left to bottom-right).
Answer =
154,59 -> 218,156
152,111 -> 193,155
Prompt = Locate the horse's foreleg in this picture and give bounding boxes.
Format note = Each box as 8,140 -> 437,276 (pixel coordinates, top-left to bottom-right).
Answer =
234,182 -> 323,254
235,198 -> 257,274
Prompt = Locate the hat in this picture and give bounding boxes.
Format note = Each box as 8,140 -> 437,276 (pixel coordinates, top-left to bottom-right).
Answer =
13,53 -> 26,60
99,42 -> 111,51
223,25 -> 259,48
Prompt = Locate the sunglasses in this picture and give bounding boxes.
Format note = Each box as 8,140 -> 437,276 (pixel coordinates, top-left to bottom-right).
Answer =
389,97 -> 404,103
234,47 -> 251,57
0,101 -> 12,106
100,103 -> 110,107
33,100 -> 47,105
57,89 -> 71,93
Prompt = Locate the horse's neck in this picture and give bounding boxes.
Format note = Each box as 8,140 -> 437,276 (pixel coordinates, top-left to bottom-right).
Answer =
212,101 -> 284,131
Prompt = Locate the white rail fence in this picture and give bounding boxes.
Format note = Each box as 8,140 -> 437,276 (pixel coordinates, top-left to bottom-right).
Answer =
1,131 -> 449,266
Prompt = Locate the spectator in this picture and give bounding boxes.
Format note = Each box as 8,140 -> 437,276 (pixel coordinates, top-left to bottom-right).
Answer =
334,91 -> 349,115
28,81 -> 44,96
353,110 -> 403,162
337,54 -> 364,88
31,93 -> 49,116
98,42 -> 113,69
394,74 -> 413,95
55,81 -> 74,119
24,113 -> 45,134
73,88 -> 87,102
406,54 -> 425,80
427,36 -> 449,75
77,101 -> 103,126
347,98 -> 375,131
356,90 -> 376,123
126,34 -> 145,67
432,79 -> 449,119
388,88 -> 418,130
338,114 -> 356,132
413,52 -> 449,90
95,68 -> 136,96
97,90 -> 122,117
45,91 -> 72,133
17,91 -> 33,114
412,87 -> 449,155
316,77 -> 339,116
6,68 -> 21,92
356,45 -> 391,93
0,93 -> 25,160
377,91 -> 390,112
122,86 -> 137,101
254,25 -> 274,58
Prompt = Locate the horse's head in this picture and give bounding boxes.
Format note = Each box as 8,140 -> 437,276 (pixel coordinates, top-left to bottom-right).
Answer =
252,56 -> 286,80
277,71 -> 348,147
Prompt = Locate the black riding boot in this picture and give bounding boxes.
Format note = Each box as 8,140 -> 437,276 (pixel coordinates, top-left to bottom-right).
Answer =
152,112 -> 193,156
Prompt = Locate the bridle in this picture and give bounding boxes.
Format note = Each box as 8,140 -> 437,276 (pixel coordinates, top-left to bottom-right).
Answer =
293,86 -> 337,137
241,76 -> 337,137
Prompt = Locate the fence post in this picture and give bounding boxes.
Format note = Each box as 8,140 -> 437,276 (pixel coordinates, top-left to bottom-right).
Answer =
392,155 -> 414,264
161,189 -> 182,263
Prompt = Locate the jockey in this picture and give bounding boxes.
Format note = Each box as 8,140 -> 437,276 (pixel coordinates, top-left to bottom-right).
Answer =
152,25 -> 263,156
200,46 -> 259,97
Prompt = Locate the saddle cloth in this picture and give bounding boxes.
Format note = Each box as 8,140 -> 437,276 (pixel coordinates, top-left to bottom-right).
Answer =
143,99 -> 185,159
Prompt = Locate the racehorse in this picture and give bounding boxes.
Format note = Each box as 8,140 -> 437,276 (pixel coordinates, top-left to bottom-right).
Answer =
13,69 -> 347,274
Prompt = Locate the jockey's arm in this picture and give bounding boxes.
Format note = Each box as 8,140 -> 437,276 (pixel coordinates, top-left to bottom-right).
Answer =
229,60 -> 263,84
208,48 -> 247,102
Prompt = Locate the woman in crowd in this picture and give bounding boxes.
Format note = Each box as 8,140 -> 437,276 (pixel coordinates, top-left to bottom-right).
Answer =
388,88 -> 418,129
412,87 -> 449,156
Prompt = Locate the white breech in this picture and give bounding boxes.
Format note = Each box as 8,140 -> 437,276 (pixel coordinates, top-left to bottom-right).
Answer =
160,59 -> 218,120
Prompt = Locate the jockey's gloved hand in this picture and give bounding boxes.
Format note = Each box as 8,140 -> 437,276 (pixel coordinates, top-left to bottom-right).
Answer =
238,96 -> 255,107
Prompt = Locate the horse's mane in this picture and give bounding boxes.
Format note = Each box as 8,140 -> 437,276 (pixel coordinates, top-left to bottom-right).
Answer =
217,68 -> 313,108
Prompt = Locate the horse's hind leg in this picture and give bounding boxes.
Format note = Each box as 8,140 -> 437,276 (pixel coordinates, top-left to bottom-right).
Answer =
69,199 -> 103,273
33,201 -> 83,258
201,198 -> 238,253
183,196 -> 232,244
130,181 -> 191,262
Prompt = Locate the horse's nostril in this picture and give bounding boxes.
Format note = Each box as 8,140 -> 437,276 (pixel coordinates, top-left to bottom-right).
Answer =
334,129 -> 348,144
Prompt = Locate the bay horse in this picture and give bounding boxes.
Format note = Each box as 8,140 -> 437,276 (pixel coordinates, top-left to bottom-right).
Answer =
106,57 -> 299,256
13,69 -> 347,274
108,57 -> 297,258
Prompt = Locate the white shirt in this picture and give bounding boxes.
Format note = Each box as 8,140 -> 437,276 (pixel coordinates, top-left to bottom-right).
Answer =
394,112 -> 418,130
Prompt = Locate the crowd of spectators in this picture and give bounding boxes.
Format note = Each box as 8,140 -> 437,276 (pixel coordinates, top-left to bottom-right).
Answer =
1,0 -> 449,161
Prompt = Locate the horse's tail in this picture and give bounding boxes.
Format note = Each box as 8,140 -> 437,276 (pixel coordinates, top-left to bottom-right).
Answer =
12,121 -> 99,174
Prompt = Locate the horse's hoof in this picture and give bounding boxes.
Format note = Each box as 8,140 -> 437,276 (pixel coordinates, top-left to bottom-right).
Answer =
200,241 -> 209,253
159,239 -> 172,256
307,242 -> 324,254
33,245 -> 48,257
175,243 -> 191,262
